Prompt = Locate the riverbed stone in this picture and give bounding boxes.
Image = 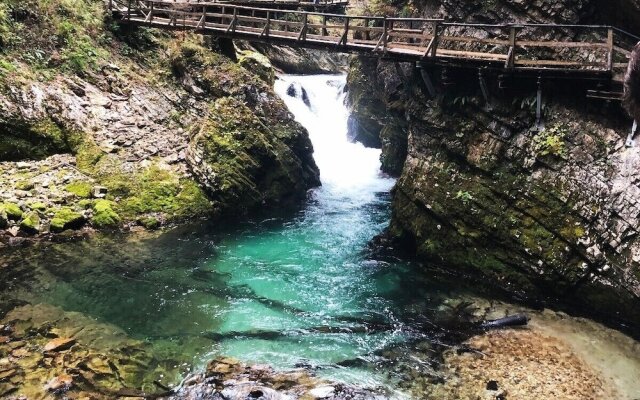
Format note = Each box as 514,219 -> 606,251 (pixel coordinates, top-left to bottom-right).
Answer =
43,337 -> 76,352
19,211 -> 41,235
422,329 -> 617,399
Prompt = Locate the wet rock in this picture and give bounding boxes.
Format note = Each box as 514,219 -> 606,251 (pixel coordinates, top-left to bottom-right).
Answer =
245,43 -> 347,75
286,83 -> 310,107
308,385 -> 335,398
43,337 -> 76,352
186,97 -> 319,215
238,50 -> 276,86
44,374 -> 73,392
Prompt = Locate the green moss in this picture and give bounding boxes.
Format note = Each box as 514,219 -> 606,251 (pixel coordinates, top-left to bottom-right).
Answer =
28,202 -> 46,211
92,200 -> 120,228
237,50 -> 275,85
0,117 -> 83,161
15,180 -> 34,191
167,37 -> 264,98
78,199 -> 94,209
2,202 -> 22,220
19,211 -> 40,234
75,138 -> 104,174
66,181 -> 92,198
50,207 -> 85,232
138,216 -> 160,230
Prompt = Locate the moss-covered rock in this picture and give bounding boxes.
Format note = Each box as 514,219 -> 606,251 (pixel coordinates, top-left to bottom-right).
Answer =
187,97 -> 320,214
92,200 -> 120,228
2,202 -> 23,220
50,207 -> 85,232
238,50 -> 275,86
138,216 -> 161,230
28,202 -> 47,211
0,207 -> 7,229
0,118 -> 83,161
66,181 -> 92,198
19,211 -> 41,234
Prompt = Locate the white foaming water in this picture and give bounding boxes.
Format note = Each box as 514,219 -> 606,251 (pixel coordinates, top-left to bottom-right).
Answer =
274,74 -> 395,201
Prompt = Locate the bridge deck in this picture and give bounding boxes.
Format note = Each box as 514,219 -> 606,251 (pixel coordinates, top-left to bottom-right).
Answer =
110,0 -> 638,86
139,0 -> 350,10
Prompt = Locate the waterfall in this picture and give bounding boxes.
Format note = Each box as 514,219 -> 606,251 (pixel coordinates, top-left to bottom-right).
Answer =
274,75 -> 395,203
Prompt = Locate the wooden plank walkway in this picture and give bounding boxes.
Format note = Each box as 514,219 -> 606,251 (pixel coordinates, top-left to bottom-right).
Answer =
110,0 -> 639,87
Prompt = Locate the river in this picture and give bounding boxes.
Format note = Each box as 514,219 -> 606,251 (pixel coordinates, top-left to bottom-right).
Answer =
1,74 -> 639,399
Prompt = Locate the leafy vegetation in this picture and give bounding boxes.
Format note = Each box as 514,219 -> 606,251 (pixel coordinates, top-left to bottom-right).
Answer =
533,124 -> 568,157
0,0 -> 107,74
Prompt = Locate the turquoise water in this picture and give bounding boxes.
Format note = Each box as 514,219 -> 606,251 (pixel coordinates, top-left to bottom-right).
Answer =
0,75 -> 469,394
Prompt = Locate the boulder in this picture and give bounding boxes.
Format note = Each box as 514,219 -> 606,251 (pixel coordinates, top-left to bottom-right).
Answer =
2,203 -> 23,221
50,208 -> 85,232
19,211 -> 41,235
186,97 -> 320,215
238,50 -> 275,86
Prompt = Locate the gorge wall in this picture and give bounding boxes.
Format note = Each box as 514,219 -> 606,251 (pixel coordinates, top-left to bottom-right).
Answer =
347,0 -> 640,330
0,0 -> 319,243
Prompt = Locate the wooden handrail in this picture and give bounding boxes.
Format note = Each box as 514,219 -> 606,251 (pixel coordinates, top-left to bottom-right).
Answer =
112,0 -> 635,76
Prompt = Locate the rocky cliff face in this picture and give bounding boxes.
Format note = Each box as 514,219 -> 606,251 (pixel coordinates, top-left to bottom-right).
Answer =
0,0 -> 319,242
347,0 -> 640,330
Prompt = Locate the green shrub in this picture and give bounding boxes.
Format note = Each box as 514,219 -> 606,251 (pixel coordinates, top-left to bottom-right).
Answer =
533,124 -> 568,157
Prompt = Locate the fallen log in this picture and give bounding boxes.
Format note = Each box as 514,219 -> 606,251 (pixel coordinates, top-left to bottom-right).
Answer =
480,314 -> 529,330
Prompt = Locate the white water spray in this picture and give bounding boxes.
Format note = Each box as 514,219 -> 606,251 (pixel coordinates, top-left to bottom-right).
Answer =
274,75 -> 394,202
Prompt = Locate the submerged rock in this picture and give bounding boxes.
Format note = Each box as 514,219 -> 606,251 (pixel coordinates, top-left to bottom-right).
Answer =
43,337 -> 76,352
44,374 -> 73,392
422,329 -> 617,399
162,357 -> 383,400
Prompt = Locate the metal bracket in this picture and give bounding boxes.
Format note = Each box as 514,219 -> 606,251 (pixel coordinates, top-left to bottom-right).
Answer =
478,69 -> 492,110
535,76 -> 545,131
626,120 -> 637,147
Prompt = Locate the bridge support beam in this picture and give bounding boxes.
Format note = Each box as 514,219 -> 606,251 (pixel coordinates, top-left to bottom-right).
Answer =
419,67 -> 436,99
478,69 -> 492,110
535,76 -> 545,131
626,120 -> 638,147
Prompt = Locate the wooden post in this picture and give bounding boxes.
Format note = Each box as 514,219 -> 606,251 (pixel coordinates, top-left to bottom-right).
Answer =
364,18 -> 370,41
127,0 -> 132,21
338,16 -> 349,46
607,28 -> 614,72
261,11 -> 271,37
382,17 -> 388,52
423,20 -> 439,57
226,7 -> 237,33
506,26 -> 517,69
145,1 -> 154,23
109,0 -> 113,12
298,13 -> 308,41
322,15 -> 328,36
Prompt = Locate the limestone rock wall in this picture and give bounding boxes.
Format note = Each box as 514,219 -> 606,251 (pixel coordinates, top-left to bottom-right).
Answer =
0,0 -> 319,241
347,0 -> 640,330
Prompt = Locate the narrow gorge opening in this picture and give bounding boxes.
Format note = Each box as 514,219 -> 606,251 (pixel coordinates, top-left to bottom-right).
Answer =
2,74 -> 640,399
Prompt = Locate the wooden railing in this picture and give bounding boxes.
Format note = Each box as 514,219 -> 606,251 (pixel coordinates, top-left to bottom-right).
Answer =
110,0 -> 638,77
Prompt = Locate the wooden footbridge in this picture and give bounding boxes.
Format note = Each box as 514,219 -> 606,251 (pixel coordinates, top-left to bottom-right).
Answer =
109,0 -> 639,97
